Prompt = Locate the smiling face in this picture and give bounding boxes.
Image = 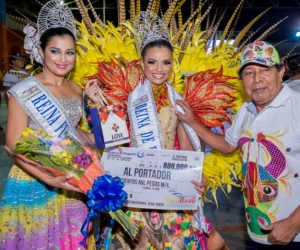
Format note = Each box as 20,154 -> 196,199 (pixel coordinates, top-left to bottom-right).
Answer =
141,46 -> 173,86
241,64 -> 285,112
39,34 -> 75,78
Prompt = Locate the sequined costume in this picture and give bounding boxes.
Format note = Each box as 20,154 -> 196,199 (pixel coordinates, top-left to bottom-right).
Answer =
108,83 -> 212,250
0,93 -> 91,249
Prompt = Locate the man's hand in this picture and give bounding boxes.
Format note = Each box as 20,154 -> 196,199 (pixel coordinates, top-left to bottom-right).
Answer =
175,100 -> 197,126
176,99 -> 237,154
261,217 -> 299,245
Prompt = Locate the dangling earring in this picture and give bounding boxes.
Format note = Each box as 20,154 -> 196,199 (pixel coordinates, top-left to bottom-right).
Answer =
169,70 -> 176,85
141,70 -> 146,84
42,59 -> 46,79
67,71 -> 71,81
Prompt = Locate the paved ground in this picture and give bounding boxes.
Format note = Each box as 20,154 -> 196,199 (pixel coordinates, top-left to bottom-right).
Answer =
0,103 -> 259,249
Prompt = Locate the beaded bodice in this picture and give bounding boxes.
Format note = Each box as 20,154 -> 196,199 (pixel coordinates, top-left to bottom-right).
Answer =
28,97 -> 82,130
158,106 -> 178,150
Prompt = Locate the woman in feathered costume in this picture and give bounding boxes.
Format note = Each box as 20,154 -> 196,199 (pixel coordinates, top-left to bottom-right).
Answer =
86,10 -> 227,250
72,0 -> 287,248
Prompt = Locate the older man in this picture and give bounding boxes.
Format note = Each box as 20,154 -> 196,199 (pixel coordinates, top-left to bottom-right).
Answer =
176,41 -> 300,249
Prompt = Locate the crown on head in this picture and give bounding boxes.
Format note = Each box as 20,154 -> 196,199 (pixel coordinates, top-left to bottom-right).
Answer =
133,11 -> 172,54
37,0 -> 76,39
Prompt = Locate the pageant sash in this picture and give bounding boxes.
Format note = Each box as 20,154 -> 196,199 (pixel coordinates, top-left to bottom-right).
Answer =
9,76 -> 76,139
128,79 -> 164,150
128,79 -> 201,151
166,84 -> 201,152
128,79 -> 205,232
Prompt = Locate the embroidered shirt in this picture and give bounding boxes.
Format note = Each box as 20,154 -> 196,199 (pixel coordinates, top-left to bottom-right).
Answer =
225,85 -> 300,244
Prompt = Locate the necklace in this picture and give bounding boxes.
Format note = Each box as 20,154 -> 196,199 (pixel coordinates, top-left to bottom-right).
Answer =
152,83 -> 172,112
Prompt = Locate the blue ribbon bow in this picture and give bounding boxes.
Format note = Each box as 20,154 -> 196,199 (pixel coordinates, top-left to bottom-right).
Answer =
80,174 -> 128,246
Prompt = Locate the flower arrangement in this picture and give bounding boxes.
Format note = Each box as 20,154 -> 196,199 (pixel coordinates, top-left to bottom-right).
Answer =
13,127 -> 138,246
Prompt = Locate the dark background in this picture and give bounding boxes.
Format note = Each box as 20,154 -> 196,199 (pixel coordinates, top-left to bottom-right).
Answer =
5,0 -> 300,53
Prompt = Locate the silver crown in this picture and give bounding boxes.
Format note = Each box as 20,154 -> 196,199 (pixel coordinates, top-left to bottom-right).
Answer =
133,11 -> 172,54
37,0 -> 76,38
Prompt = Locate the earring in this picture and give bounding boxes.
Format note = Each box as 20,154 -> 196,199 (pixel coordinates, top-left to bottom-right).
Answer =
169,70 -> 176,85
42,59 -> 46,79
141,70 -> 146,84
67,71 -> 71,81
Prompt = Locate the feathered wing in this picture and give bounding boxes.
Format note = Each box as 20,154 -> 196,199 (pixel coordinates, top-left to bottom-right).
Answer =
91,57 -> 141,111
183,67 -> 236,131
181,67 -> 243,203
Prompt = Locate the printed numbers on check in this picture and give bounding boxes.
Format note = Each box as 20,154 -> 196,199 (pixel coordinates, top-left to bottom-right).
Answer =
163,162 -> 188,170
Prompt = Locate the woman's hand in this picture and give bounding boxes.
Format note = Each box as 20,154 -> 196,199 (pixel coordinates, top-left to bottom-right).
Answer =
45,174 -> 83,193
191,175 -> 208,195
84,79 -> 101,104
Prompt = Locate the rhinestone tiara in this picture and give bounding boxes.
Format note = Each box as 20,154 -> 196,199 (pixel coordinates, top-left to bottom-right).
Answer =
133,11 -> 172,54
37,0 -> 76,39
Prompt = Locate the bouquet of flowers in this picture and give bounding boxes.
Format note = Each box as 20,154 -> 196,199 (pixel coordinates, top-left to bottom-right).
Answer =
13,127 -> 138,246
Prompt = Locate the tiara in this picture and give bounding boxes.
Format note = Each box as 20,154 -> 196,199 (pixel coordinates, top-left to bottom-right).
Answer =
37,0 -> 76,38
133,11 -> 172,54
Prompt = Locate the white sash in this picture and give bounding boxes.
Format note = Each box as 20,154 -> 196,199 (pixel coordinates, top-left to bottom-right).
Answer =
128,79 -> 206,233
166,83 -> 201,152
128,79 -> 201,151
9,76 -> 76,139
128,79 -> 164,149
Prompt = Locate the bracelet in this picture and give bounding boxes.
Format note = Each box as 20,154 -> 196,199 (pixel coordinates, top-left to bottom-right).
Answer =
87,99 -> 101,109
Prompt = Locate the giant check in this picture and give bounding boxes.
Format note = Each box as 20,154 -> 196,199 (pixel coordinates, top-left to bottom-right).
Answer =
101,147 -> 204,210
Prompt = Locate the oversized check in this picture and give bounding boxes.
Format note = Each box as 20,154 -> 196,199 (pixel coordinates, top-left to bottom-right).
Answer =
101,147 -> 204,210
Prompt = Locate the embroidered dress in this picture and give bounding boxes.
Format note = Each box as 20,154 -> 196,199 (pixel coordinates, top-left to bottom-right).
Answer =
109,81 -> 211,250
0,94 -> 92,249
